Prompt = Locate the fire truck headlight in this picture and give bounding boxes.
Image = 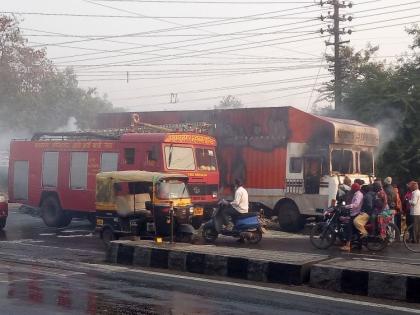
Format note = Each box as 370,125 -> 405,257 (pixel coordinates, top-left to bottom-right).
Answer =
189,207 -> 194,214
212,192 -> 218,198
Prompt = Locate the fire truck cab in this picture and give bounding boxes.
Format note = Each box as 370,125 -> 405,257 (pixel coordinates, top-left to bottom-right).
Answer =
8,130 -> 218,228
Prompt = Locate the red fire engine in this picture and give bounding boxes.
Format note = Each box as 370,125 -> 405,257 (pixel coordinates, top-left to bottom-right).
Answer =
8,126 -> 218,228
97,106 -> 379,231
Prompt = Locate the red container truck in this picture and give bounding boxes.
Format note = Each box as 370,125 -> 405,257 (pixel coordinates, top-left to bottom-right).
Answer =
8,130 -> 218,228
97,106 -> 379,231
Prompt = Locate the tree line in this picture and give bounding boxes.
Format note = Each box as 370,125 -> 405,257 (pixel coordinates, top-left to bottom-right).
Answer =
0,15 -> 114,133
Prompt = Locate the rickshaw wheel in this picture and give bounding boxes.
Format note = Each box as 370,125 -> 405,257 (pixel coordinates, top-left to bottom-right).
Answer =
101,227 -> 118,246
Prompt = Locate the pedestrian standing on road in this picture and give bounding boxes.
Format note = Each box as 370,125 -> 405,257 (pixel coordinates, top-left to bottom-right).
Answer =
409,181 -> 420,243
383,177 -> 397,215
403,181 -> 414,240
341,183 -> 363,252
354,184 -> 375,238
393,184 -> 403,232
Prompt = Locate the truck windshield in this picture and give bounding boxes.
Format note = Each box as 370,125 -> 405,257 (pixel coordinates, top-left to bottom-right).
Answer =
195,148 -> 217,171
157,180 -> 190,199
331,149 -> 353,174
164,146 -> 195,170
360,151 -> 374,174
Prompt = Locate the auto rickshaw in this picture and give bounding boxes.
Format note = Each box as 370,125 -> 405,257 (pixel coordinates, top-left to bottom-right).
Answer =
95,170 -> 195,245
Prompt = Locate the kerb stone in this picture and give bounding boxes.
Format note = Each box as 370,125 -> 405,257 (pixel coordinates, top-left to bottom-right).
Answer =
368,272 -> 407,300
247,260 -> 269,282
204,255 -> 228,277
310,265 -> 342,292
133,247 -> 152,267
168,251 -> 187,271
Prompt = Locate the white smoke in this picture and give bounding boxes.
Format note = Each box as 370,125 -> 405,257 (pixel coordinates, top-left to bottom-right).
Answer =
55,117 -> 79,132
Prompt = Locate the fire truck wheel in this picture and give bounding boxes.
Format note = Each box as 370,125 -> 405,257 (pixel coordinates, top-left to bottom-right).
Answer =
276,201 -> 305,232
0,218 -> 6,230
40,196 -> 72,228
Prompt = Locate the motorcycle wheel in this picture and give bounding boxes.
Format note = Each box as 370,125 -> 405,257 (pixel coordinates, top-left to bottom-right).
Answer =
202,227 -> 218,243
247,229 -> 263,244
366,237 -> 387,252
310,222 -> 336,249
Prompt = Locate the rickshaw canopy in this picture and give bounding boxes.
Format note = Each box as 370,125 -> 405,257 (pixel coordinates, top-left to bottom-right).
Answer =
96,170 -> 189,184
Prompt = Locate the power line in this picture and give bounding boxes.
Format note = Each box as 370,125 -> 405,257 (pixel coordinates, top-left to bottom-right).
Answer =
122,82 -> 324,108
76,64 -> 327,81
67,33 -> 325,71
0,11 -> 316,20
51,21 -> 321,64
113,74 -> 330,101
29,3 -> 317,48
89,0 -> 315,4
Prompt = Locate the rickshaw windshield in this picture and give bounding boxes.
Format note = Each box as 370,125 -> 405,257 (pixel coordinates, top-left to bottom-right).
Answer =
157,180 -> 190,199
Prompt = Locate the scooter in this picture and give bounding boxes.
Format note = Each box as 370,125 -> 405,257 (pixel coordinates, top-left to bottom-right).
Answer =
201,202 -> 263,244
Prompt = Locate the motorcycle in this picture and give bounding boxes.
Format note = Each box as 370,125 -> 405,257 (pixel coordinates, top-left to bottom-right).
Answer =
310,205 -> 399,251
201,202 -> 263,244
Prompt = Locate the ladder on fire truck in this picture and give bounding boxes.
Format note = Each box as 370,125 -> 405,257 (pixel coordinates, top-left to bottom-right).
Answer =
31,121 -> 214,141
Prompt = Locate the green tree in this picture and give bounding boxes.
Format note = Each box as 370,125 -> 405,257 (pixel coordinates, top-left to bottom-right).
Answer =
0,15 -> 113,132
218,95 -> 243,109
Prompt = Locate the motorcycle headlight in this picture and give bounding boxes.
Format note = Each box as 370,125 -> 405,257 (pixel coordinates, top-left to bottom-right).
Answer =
0,195 -> 6,203
189,207 -> 194,214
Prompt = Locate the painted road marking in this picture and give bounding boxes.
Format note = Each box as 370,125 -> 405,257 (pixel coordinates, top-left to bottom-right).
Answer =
85,263 -> 420,314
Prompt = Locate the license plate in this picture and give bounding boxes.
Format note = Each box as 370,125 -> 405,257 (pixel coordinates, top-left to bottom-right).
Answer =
96,218 -> 104,226
194,207 -> 204,216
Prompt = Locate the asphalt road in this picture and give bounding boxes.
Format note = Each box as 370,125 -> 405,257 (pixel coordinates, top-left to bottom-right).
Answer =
0,206 -> 419,314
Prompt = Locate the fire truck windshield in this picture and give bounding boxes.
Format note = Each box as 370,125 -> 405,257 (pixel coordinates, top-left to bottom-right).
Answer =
164,146 -> 195,170
195,148 -> 217,171
157,180 -> 190,199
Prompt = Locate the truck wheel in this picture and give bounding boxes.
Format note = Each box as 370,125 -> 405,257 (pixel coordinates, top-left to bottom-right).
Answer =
276,201 -> 305,232
0,218 -> 6,230
40,196 -> 72,228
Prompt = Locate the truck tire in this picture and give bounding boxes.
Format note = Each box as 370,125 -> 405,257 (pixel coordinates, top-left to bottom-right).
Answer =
40,196 -> 72,228
276,200 -> 305,232
0,218 -> 6,230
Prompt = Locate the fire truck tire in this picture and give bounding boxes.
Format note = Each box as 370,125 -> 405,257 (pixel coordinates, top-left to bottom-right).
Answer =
40,196 -> 72,228
276,200 -> 305,232
0,218 -> 6,230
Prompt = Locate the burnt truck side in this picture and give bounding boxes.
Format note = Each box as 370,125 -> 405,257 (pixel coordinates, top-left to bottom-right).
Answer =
97,107 -> 379,232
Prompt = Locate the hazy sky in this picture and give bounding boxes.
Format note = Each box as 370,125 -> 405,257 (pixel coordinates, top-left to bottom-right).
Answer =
2,0 -> 419,112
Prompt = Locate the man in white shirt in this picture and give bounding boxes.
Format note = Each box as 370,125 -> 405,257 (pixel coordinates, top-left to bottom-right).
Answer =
221,179 -> 249,229
409,181 -> 420,243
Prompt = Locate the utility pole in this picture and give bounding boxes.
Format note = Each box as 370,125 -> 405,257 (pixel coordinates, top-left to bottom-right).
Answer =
320,1 -> 352,112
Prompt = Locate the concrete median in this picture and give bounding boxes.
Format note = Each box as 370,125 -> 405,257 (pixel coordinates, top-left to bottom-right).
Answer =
310,257 -> 420,303
106,240 -> 328,285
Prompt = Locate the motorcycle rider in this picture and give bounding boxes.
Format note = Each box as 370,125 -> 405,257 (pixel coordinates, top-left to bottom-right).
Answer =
220,178 -> 249,230
354,184 -> 376,238
341,183 -> 363,252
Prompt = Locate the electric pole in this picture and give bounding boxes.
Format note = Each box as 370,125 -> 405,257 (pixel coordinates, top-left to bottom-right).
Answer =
320,1 -> 352,112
